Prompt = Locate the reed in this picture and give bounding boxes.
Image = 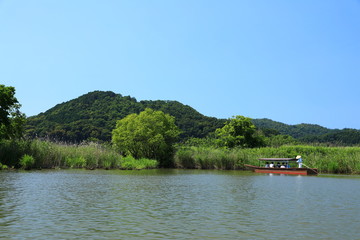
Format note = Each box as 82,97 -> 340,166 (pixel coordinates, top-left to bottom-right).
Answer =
174,145 -> 360,174
2,139 -> 360,174
120,155 -> 158,170
19,154 -> 35,170
0,139 -> 157,170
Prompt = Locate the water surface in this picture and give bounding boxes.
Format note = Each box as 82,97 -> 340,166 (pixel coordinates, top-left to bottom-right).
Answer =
0,169 -> 359,239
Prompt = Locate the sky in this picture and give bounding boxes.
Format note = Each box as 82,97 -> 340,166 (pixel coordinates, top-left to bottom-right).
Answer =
1,0 -> 360,130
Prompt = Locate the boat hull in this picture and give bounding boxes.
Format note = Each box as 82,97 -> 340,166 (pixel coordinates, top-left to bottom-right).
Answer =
245,165 -> 318,175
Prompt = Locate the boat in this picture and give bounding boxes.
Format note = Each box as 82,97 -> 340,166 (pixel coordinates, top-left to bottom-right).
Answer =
245,157 -> 318,175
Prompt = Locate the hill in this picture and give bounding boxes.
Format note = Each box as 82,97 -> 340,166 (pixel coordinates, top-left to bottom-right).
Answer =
253,118 -> 360,145
25,90 -> 360,145
25,91 -> 225,142
252,118 -> 331,138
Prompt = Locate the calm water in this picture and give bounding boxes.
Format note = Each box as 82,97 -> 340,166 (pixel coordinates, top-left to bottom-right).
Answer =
0,169 -> 359,240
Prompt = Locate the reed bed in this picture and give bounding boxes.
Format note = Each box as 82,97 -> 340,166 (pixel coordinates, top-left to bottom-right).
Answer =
0,139 -> 158,170
174,145 -> 360,174
1,139 -> 360,174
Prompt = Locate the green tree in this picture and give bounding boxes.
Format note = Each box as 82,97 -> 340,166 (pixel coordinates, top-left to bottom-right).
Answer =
0,85 -> 26,139
112,108 -> 181,167
215,115 -> 265,148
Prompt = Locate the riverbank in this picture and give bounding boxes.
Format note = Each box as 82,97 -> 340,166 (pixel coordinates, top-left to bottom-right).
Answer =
174,145 -> 360,174
1,139 -> 360,174
0,139 -> 157,170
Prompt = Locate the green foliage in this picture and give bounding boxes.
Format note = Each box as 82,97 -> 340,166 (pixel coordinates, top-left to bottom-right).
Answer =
65,156 -> 86,168
0,85 -> 26,139
112,108 -> 181,167
174,145 -> 360,174
141,100 -> 225,139
215,115 -> 265,148
253,118 -> 360,146
182,136 -> 217,148
0,163 -> 9,170
20,154 -> 35,170
301,128 -> 360,146
120,155 -> 158,170
25,91 -> 225,143
0,139 -> 128,170
24,91 -> 360,145
264,134 -> 298,147
252,118 -> 331,139
175,147 -> 248,170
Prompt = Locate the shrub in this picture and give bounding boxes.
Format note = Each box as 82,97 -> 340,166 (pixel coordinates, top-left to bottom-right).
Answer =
65,156 -> 86,168
121,155 -> 158,170
20,154 -> 35,170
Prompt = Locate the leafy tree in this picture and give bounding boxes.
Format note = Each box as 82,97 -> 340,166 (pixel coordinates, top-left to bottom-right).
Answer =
25,91 -> 224,143
215,115 -> 265,148
265,134 -> 298,147
0,85 -> 26,139
112,108 -> 181,167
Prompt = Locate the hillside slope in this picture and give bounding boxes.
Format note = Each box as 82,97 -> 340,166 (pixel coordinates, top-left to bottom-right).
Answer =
25,91 -> 225,142
25,91 -> 360,145
253,118 -> 360,145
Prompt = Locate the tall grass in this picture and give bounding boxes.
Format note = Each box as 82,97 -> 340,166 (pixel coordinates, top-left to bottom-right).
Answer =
0,139 -> 158,170
174,145 -> 360,174
2,139 -> 360,174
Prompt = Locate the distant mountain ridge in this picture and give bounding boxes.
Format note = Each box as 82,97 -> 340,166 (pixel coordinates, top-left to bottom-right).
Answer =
25,90 -> 360,145
252,118 -> 331,139
252,118 -> 360,145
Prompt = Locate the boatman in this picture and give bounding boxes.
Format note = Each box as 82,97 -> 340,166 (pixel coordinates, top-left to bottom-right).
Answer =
296,155 -> 303,168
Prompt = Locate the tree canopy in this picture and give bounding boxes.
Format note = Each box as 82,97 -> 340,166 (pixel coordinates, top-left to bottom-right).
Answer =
25,91 -> 224,143
24,91 -> 360,146
0,85 -> 26,139
112,108 -> 181,167
215,115 -> 265,148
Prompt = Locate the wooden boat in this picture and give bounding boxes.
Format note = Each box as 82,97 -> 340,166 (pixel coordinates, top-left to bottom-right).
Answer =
245,158 -> 318,175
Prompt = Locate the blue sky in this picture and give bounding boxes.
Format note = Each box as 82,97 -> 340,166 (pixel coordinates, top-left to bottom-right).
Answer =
1,0 -> 360,129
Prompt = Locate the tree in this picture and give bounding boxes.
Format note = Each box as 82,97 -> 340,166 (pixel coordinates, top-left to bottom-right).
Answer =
0,85 -> 26,139
112,108 -> 181,167
215,115 -> 265,148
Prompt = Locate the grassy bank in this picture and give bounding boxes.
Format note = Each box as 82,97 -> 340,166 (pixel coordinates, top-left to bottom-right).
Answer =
174,145 -> 360,174
0,139 -> 158,170
2,139 -> 360,174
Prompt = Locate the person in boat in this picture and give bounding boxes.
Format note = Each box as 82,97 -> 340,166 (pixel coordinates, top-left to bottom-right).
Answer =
265,162 -> 269,168
269,162 -> 274,168
276,162 -> 281,168
280,163 -> 286,168
296,155 -> 303,168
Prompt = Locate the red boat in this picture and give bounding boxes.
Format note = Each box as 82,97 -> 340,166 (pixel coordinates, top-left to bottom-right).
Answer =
245,158 -> 318,175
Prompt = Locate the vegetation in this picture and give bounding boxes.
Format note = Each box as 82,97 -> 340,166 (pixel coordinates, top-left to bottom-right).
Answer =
25,90 -> 360,146
1,137 -> 360,174
19,154 -> 35,170
0,139 -> 158,170
174,145 -> 360,174
0,84 -> 26,139
215,115 -> 265,148
2,87 -> 360,174
254,118 -> 360,146
112,108 -> 181,167
25,91 -> 225,143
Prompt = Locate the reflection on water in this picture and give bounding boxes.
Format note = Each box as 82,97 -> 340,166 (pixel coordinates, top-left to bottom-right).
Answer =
0,170 -> 359,239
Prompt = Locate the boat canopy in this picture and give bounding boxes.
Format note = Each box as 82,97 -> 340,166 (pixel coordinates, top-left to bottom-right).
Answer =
258,158 -> 297,161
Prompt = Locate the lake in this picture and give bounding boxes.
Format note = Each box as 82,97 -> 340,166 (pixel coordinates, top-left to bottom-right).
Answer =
1,169 -> 359,239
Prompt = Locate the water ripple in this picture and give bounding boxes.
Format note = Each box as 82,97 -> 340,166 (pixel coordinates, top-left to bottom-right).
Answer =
0,170 -> 359,239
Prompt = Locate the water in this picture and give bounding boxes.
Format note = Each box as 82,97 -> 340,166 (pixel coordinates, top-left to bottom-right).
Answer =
0,169 -> 359,239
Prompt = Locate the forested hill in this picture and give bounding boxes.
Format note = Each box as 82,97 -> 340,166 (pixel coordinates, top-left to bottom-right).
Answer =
253,118 -> 360,145
25,90 -> 360,145
25,91 -> 225,142
252,118 -> 331,139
